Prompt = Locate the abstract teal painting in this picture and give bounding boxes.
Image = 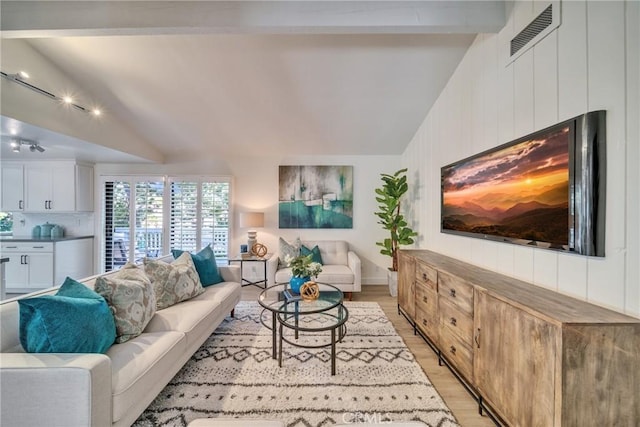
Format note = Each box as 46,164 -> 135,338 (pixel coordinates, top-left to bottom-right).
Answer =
279,165 -> 353,229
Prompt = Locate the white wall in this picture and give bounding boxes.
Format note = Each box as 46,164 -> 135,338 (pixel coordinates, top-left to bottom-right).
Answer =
95,154 -> 399,284
402,0 -> 639,317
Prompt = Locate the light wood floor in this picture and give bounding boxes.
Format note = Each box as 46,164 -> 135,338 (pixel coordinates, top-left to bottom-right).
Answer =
241,284 -> 496,427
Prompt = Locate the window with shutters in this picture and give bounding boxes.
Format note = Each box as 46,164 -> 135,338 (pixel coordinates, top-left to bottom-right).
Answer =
102,176 -> 230,272
169,178 -> 230,261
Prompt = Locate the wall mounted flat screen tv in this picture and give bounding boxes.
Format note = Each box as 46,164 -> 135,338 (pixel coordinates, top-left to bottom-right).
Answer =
441,111 -> 606,257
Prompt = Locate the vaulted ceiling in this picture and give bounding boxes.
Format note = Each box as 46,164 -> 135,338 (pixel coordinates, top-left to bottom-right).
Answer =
1,1 -> 505,162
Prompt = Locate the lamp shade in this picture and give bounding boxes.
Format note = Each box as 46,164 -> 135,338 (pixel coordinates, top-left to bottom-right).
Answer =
239,212 -> 264,229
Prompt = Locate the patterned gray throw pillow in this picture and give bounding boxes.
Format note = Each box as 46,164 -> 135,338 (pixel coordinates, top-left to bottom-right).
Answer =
95,263 -> 156,344
143,252 -> 205,310
278,237 -> 302,268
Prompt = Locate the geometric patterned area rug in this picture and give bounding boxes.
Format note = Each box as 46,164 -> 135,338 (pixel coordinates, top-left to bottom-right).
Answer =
133,301 -> 460,427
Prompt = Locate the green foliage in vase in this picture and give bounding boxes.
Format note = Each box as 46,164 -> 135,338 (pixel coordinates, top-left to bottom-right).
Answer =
374,168 -> 418,271
285,254 -> 323,278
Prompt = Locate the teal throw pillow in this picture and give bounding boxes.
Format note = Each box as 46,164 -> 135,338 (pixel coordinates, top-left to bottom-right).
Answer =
18,277 -> 116,353
172,245 -> 223,286
301,244 -> 323,265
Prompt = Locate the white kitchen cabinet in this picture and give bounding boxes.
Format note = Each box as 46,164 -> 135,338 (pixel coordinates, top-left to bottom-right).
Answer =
0,164 -> 25,211
1,242 -> 54,293
1,238 -> 93,293
2,161 -> 95,213
52,238 -> 94,285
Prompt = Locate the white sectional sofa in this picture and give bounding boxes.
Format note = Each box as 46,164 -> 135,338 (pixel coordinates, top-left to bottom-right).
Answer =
266,240 -> 361,299
0,255 -> 241,427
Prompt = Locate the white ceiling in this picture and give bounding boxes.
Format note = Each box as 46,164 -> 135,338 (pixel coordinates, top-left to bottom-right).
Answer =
1,1 -> 505,162
0,116 -> 151,163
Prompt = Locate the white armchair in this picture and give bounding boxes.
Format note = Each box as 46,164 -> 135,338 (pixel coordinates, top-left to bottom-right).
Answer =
266,240 -> 361,300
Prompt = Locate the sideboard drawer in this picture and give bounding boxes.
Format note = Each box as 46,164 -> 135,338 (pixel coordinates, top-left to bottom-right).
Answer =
438,271 -> 473,315
415,281 -> 438,343
439,328 -> 473,381
416,306 -> 439,344
439,297 -> 474,344
415,260 -> 437,291
415,281 -> 437,313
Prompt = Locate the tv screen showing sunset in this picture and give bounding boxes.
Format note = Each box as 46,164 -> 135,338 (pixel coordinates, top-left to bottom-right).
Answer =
441,125 -> 570,246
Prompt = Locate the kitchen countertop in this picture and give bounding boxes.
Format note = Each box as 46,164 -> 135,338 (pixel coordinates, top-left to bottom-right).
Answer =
0,235 -> 94,243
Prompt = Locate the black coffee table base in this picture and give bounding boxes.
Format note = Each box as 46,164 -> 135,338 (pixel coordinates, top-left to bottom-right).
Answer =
277,307 -> 349,375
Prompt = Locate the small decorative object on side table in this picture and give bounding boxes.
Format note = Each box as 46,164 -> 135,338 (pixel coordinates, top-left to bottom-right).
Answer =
251,243 -> 268,258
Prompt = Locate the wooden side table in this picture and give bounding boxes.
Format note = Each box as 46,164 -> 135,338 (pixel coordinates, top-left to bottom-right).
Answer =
227,254 -> 270,289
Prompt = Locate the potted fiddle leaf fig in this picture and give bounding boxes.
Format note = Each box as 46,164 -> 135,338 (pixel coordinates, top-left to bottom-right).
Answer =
375,168 -> 418,296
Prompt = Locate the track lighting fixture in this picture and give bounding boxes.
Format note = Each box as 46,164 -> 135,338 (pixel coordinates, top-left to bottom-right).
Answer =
1,69 -> 103,117
9,138 -> 45,154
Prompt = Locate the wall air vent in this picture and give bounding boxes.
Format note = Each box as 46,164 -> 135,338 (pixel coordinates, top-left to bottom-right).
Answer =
508,2 -> 561,63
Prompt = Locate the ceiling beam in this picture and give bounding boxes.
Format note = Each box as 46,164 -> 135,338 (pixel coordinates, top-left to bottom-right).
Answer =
1,1 -> 505,38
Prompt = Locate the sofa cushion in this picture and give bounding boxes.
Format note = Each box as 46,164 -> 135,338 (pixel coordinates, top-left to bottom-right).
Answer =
95,263 -> 156,344
316,265 -> 355,284
18,277 -> 116,353
172,245 -> 223,286
144,252 -> 205,310
278,237 -> 301,268
107,331 -> 186,423
190,281 -> 241,307
301,244 -> 323,265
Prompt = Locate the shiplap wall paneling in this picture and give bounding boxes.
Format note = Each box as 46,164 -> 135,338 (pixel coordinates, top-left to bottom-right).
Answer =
585,0 -> 626,311
401,0 -> 637,316
469,34 -> 499,271
440,58 -> 472,260
557,0 -> 588,119
533,250 -> 559,290
496,18 -> 517,277
512,38 -> 536,282
533,31 -> 559,129
482,33 -> 500,153
531,25 -> 560,290
427,114 -> 438,249
469,36 -> 485,154
556,0 -> 589,297
426,99 -> 441,251
513,50 -> 535,137
625,0 -> 640,316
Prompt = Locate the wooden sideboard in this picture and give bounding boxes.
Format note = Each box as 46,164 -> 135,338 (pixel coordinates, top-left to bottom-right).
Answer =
398,249 -> 640,427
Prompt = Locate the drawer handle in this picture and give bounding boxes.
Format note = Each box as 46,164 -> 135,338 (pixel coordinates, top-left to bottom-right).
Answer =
33,246 -> 45,249
475,328 -> 481,349
449,345 -> 457,355
422,273 -> 427,280
450,317 -> 457,327
422,296 -> 428,303
19,200 -> 23,210
422,319 -> 428,326
6,246 -> 18,249
449,289 -> 456,298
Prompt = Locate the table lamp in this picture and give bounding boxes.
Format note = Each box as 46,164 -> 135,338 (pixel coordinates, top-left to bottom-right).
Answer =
239,212 -> 264,255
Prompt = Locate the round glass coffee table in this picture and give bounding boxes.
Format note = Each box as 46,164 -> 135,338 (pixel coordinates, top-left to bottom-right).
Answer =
258,282 -> 349,375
